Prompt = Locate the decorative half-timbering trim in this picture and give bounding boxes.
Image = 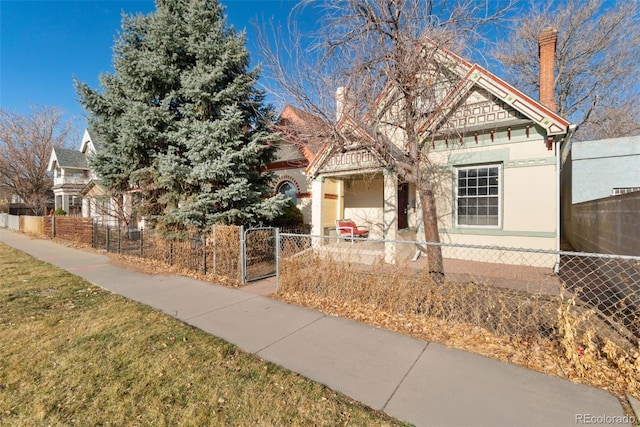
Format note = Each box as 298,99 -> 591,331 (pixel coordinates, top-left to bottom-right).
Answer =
324,193 -> 339,200
419,63 -> 569,137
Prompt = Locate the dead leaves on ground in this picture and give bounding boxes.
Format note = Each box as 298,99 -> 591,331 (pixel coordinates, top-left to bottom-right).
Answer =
277,290 -> 640,402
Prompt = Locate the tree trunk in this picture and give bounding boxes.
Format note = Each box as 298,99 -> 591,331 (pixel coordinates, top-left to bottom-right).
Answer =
418,184 -> 444,284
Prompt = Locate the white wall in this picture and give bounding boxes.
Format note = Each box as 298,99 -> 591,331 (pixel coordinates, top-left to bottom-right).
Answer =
343,176 -> 384,238
427,125 -> 558,251
273,168 -> 313,224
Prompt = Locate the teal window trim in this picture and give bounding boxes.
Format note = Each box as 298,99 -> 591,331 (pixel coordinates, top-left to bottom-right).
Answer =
446,149 -> 554,235
448,148 -> 510,166
440,227 -> 556,238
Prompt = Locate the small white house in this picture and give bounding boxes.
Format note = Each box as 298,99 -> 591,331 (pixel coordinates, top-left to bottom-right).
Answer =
275,32 -> 573,268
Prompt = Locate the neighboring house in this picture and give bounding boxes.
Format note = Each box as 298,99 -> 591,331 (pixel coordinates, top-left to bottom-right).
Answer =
286,31 -> 572,266
48,129 -> 136,227
48,131 -> 92,216
560,135 -> 640,255
561,135 -> 640,205
269,105 -> 328,225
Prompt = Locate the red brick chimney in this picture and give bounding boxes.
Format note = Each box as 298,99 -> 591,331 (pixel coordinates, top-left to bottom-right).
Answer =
538,27 -> 558,112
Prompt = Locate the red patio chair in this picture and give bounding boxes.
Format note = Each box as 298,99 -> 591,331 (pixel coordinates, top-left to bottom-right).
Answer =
336,219 -> 369,243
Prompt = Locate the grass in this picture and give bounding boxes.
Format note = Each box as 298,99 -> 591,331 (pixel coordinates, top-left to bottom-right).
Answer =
0,243 -> 407,427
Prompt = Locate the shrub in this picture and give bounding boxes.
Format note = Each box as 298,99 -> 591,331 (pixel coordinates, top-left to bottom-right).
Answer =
270,200 -> 304,228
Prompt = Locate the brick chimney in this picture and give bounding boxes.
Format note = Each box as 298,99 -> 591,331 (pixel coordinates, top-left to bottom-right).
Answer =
538,27 -> 558,112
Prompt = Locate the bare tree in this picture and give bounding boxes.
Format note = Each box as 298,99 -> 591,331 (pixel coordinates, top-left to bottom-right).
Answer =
258,0 -> 513,279
493,0 -> 640,140
0,106 -> 76,215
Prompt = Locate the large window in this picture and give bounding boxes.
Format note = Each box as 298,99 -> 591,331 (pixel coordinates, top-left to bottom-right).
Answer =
456,165 -> 500,226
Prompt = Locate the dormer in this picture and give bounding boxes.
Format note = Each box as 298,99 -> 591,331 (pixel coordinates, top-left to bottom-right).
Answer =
80,129 -> 100,157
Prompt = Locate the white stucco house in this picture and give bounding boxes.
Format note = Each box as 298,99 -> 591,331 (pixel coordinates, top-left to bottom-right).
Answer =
274,31 -> 573,267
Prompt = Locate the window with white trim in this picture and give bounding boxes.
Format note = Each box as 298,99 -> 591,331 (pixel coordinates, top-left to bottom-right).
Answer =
456,165 -> 500,226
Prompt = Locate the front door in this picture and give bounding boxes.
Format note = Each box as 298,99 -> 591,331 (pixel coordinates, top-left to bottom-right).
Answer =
397,183 -> 409,229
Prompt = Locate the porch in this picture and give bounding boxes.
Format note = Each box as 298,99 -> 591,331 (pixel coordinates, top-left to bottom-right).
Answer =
312,169 -> 417,241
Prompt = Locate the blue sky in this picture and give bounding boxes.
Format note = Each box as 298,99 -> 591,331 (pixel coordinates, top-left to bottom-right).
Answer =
0,0 -> 305,129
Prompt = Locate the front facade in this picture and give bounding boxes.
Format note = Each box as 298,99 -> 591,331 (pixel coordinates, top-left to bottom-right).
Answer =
286,42 -> 572,267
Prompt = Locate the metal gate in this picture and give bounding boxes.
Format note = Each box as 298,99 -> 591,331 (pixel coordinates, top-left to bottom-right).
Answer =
241,227 -> 278,283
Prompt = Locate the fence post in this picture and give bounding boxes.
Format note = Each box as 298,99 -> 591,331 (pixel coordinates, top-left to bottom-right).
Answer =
240,225 -> 245,284
51,216 -> 56,239
106,225 -> 110,252
212,224 -> 217,275
169,241 -> 173,265
140,227 -> 144,257
275,228 -> 280,292
93,221 -> 97,248
202,235 -> 207,275
117,224 -> 121,254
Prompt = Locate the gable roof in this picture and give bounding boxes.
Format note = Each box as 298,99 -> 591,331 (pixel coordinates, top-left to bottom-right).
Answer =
306,114 -> 414,177
48,147 -> 89,170
307,41 -> 571,176
364,40 -> 570,136
79,179 -> 106,198
418,61 -> 569,136
275,105 -> 333,163
80,128 -> 100,154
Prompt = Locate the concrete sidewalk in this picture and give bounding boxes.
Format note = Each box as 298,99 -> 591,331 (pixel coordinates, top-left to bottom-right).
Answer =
1,229 -> 631,427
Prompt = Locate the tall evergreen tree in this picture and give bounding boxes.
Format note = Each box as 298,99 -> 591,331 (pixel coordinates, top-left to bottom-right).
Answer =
75,0 -> 285,230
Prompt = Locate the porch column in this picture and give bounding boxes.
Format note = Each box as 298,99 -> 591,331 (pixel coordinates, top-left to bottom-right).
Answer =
311,176 -> 324,241
82,198 -> 89,218
61,195 -> 70,213
383,169 -> 398,264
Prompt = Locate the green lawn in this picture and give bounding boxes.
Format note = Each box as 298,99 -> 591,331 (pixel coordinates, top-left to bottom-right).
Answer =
0,243 -> 408,426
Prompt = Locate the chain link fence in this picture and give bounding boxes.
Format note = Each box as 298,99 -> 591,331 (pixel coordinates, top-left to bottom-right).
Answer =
278,233 -> 640,354
92,223 -> 242,282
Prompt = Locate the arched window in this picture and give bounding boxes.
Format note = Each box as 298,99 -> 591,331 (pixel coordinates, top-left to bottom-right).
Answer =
277,181 -> 297,205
